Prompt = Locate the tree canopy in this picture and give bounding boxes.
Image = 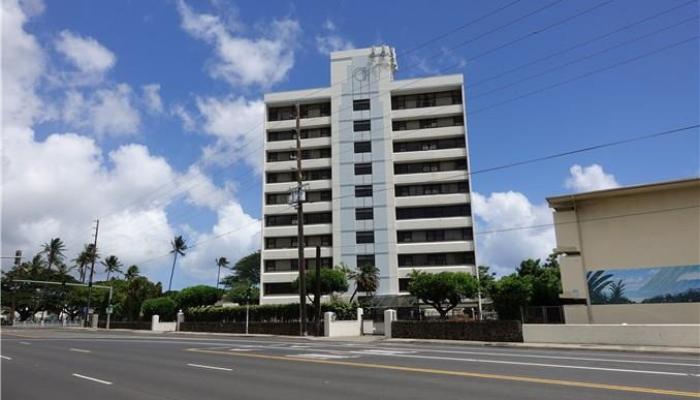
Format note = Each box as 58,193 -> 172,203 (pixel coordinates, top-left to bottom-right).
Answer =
408,271 -> 478,319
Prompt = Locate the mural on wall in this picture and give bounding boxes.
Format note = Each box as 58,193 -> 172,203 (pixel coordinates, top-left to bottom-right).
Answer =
587,265 -> 700,305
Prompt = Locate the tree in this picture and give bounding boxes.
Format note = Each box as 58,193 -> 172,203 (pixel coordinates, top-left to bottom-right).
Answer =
477,265 -> 496,297
168,235 -> 188,291
346,264 -> 380,303
124,265 -> 140,280
225,281 -> 260,305
587,270 -> 614,304
101,255 -> 123,280
292,267 -> 349,304
489,274 -> 533,320
175,285 -> 220,310
607,279 -> 631,304
408,271 -> 478,319
41,237 -> 66,271
141,297 -> 177,321
222,251 -> 260,287
215,257 -> 230,291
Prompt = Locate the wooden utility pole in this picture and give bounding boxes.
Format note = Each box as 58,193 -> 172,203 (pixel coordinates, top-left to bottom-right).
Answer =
294,103 -> 307,336
314,245 -> 321,336
84,219 -> 99,325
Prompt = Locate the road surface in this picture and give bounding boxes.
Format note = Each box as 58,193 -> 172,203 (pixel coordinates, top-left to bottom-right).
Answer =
1,328 -> 698,399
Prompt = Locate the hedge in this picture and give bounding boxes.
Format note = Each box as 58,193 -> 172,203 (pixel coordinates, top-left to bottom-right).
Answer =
391,320 -> 523,342
185,302 -> 357,322
180,321 -> 322,336
141,297 -> 177,321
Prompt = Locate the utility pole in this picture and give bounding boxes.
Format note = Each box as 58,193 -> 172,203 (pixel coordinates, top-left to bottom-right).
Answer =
314,245 -> 321,336
84,219 -> 99,326
293,103 -> 307,336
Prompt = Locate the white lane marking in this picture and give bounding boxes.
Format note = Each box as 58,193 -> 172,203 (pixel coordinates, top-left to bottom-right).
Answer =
0,355 -> 12,360
69,348 -> 91,353
186,363 -> 232,371
354,352 -> 697,377
19,341 -> 31,345
72,373 -> 112,385
288,353 -> 356,360
7,336 -> 698,367
229,348 -> 254,352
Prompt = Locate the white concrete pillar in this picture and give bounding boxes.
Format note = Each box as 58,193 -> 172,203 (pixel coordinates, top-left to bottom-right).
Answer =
324,312 -> 335,337
151,314 -> 159,331
176,310 -> 184,331
384,309 -> 397,338
91,314 -> 99,329
356,307 -> 364,321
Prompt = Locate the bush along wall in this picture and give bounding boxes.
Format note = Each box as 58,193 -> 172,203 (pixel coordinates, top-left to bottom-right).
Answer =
184,302 -> 358,323
391,320 -> 523,342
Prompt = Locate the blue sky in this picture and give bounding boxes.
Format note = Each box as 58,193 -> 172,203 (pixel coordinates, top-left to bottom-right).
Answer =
3,0 -> 698,288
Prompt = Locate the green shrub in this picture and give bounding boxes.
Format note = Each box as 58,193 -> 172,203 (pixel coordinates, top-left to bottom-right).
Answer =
175,285 -> 220,310
141,297 -> 177,321
391,320 -> 523,342
185,302 -> 358,322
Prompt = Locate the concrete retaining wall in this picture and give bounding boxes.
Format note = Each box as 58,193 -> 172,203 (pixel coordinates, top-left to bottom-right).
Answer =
324,308 -> 363,337
523,324 -> 700,347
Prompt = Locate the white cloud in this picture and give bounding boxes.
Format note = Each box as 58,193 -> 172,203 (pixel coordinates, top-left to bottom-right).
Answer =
315,19 -> 354,55
176,0 -> 300,87
1,0 -> 259,288
141,83 -> 163,114
565,164 -> 619,193
196,96 -> 264,172
61,84 -> 141,137
472,191 -> 555,275
179,202 -> 260,282
54,30 -> 116,79
170,104 -> 197,132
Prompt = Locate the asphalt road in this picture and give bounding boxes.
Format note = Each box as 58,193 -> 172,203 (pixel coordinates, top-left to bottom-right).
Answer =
1,328 -> 698,400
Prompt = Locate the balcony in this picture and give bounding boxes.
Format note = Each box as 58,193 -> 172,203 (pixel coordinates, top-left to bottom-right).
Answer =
391,104 -> 463,121
265,136 -> 331,152
397,241 -> 474,254
396,216 -> 472,231
393,147 -> 466,163
266,116 -> 331,131
263,223 -> 333,237
395,193 -> 469,207
394,170 -> 469,185
265,158 -> 332,173
392,125 -> 464,142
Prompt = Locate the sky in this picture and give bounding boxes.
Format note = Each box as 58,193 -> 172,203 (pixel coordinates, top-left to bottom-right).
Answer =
2,0 -> 698,288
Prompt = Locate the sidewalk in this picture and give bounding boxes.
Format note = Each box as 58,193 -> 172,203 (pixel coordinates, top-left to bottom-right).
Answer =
71,327 -> 700,355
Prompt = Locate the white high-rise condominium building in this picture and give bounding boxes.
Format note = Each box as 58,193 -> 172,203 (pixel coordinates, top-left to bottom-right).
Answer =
260,46 -> 475,304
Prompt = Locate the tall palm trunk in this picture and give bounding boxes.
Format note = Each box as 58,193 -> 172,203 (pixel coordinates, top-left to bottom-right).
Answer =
216,264 -> 221,291
168,252 -> 178,292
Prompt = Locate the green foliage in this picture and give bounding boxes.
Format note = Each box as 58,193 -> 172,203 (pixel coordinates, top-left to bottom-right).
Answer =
141,297 -> 177,321
408,271 -> 479,319
292,267 -> 349,303
221,251 -> 260,288
175,285 -> 220,310
489,274 -> 533,320
185,302 -> 358,322
477,265 -> 496,297
345,263 -> 380,302
225,281 -> 259,305
101,255 -> 123,280
41,237 -> 66,271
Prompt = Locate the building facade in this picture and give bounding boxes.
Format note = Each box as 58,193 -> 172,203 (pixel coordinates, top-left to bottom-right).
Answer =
260,46 -> 475,304
548,178 -> 700,324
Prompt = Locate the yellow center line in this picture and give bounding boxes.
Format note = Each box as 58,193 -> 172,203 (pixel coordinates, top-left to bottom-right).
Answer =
186,347 -> 700,398
1,332 -> 38,339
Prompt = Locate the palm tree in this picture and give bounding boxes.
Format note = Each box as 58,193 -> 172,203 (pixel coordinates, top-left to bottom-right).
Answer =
586,270 -> 614,304
125,265 -> 140,280
215,257 -> 230,291
41,237 -> 66,271
347,264 -> 380,303
607,279 -> 628,304
22,254 -> 46,276
101,255 -> 123,280
72,245 -> 92,283
168,235 -> 188,291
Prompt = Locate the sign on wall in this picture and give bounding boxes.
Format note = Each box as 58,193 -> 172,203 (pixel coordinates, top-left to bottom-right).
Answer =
587,265 -> 700,305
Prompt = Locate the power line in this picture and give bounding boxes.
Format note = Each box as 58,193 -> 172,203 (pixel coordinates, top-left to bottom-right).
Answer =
471,15 -> 699,99
471,35 -> 699,114
467,0 -> 698,89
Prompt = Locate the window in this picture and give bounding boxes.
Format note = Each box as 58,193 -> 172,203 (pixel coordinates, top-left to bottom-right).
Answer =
355,185 -> 373,197
266,169 -> 332,183
354,141 -> 371,153
399,278 -> 411,292
355,163 -> 372,175
394,159 -> 467,175
264,235 -> 332,249
356,231 -> 374,244
353,99 -> 370,111
355,208 -> 374,220
265,212 -> 332,226
299,102 -> 331,118
393,137 -> 465,153
395,204 -> 471,220
268,130 -> 296,141
395,181 -> 469,197
357,254 -> 375,268
353,120 -> 371,132
265,257 -> 333,272
264,282 -> 296,295
398,252 -> 475,268
300,127 -> 331,139
391,89 -> 462,110
392,115 -> 464,131
267,106 -> 296,121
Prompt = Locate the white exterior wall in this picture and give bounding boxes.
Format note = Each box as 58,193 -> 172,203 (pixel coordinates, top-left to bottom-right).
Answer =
260,46 -> 475,304
523,324 -> 700,348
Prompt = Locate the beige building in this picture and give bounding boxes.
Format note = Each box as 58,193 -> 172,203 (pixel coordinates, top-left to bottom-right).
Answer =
548,177 -> 700,324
